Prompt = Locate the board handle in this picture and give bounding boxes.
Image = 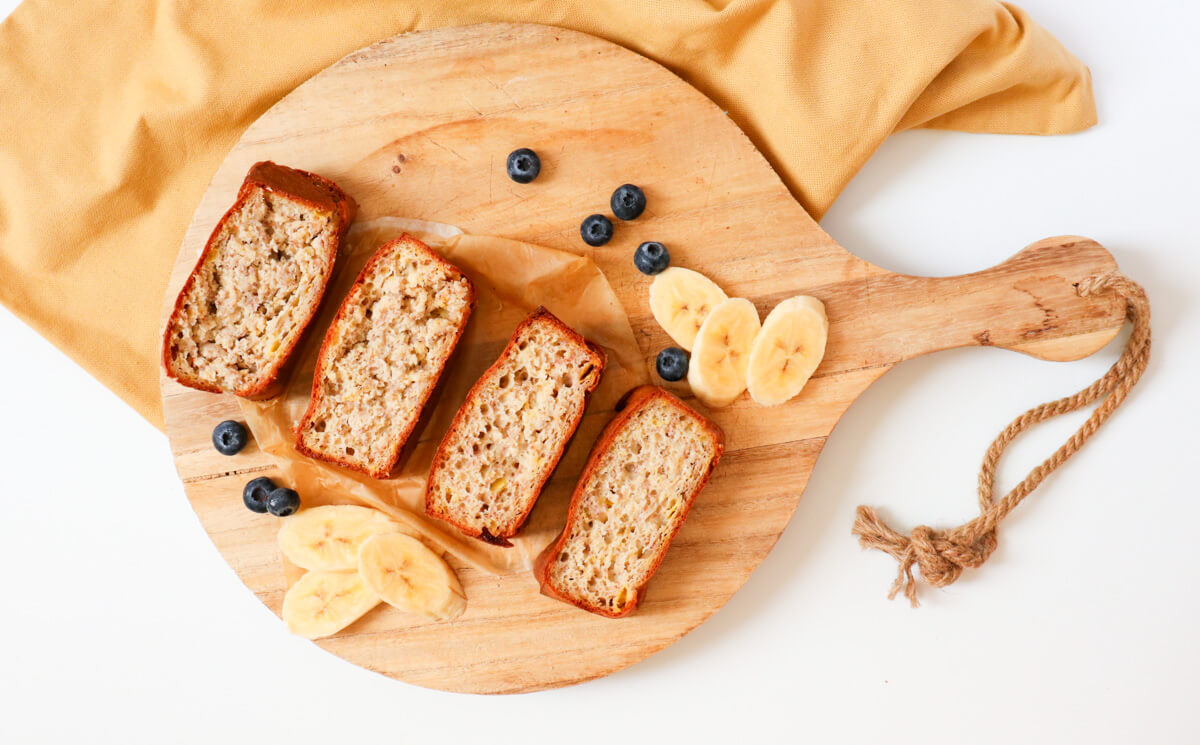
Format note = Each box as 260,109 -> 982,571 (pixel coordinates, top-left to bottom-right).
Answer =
847,252 -> 1149,608
851,236 -> 1128,365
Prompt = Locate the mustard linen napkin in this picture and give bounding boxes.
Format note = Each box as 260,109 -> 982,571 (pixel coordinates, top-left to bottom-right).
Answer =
0,0 -> 1096,428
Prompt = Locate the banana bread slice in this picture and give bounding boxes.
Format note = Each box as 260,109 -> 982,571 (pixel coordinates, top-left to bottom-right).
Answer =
163,161 -> 356,397
534,386 -> 724,617
425,308 -> 606,545
295,235 -> 475,478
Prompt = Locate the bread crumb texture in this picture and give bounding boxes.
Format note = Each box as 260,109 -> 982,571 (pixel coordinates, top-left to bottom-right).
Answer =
298,239 -> 472,474
548,396 -> 716,614
427,315 -> 602,536
167,187 -> 336,391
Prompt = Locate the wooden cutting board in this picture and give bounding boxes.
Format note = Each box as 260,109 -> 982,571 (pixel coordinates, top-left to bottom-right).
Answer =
160,23 -> 1126,694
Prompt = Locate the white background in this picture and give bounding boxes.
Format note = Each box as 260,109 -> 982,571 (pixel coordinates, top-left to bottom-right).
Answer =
1,1 -> 1196,742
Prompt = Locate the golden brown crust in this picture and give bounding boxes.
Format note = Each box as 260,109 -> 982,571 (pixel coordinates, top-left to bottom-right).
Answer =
533,386 -> 725,618
243,162 -> 357,228
294,234 -> 476,479
424,307 -> 607,543
161,161 -> 357,398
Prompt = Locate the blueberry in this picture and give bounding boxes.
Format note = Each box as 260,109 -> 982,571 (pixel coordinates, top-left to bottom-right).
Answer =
656,347 -> 689,382
212,420 -> 249,455
266,487 -> 301,517
580,214 -> 614,246
506,148 -> 541,183
242,477 -> 275,514
610,184 -> 646,221
634,241 -> 670,275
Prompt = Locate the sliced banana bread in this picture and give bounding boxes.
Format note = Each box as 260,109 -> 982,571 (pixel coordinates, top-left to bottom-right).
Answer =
163,161 -> 356,397
535,386 -> 724,617
425,308 -> 606,545
295,235 -> 475,478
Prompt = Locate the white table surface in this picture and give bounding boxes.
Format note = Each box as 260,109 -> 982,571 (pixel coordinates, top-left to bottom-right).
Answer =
2,1 -> 1196,742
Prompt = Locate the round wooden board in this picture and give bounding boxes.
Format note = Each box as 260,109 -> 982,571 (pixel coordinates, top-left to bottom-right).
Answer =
161,23 -> 1128,694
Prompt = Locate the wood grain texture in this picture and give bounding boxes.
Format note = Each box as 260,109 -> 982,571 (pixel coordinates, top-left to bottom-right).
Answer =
159,23 -> 1126,694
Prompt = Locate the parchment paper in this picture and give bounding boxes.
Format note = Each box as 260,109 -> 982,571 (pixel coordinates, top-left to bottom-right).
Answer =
240,218 -> 647,574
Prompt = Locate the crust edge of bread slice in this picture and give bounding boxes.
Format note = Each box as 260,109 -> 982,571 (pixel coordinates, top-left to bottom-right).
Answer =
294,234 -> 476,480
424,307 -> 607,546
161,161 -> 357,398
533,385 -> 725,618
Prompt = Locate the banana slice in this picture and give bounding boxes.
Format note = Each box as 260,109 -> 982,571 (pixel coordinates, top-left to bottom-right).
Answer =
687,297 -> 761,408
278,505 -> 409,572
357,533 -> 467,622
282,570 -> 380,640
746,295 -> 828,406
649,267 -> 729,351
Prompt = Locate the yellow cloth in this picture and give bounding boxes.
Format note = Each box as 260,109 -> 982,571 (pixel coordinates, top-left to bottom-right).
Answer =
0,0 -> 1095,429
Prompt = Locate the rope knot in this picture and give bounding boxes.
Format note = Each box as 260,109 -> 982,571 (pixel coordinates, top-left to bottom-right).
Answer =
909,525 -> 997,587
853,507 -> 998,607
